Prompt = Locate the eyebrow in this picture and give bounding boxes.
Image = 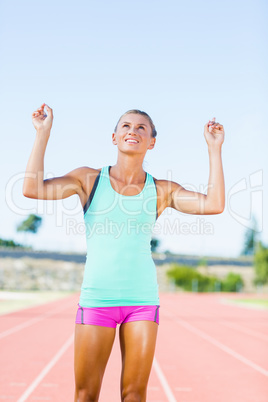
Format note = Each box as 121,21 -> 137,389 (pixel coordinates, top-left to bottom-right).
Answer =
121,121 -> 147,127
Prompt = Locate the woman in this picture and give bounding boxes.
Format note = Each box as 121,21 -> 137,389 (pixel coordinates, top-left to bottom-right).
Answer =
23,103 -> 225,401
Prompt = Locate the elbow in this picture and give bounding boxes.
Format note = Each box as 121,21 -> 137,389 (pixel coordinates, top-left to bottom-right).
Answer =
206,202 -> 225,214
23,178 -> 40,198
215,203 -> 225,214
22,187 -> 28,197
22,190 -> 32,198
22,187 -> 37,198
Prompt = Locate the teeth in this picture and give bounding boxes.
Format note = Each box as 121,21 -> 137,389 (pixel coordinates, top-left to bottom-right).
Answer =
126,140 -> 138,143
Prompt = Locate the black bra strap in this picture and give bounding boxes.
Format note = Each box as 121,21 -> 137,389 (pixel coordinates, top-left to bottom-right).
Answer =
153,177 -> 158,220
83,171 -> 101,215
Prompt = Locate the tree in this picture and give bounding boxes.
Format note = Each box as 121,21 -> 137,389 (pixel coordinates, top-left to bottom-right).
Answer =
240,215 -> 259,256
16,214 -> 42,247
164,249 -> 173,255
151,237 -> 160,253
0,238 -> 22,248
254,241 -> 268,285
17,214 -> 42,233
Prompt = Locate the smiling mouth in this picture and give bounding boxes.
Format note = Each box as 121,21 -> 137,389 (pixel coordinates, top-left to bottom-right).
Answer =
125,139 -> 139,144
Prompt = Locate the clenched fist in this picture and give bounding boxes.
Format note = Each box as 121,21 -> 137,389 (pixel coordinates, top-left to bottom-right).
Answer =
204,117 -> 225,148
32,103 -> 53,133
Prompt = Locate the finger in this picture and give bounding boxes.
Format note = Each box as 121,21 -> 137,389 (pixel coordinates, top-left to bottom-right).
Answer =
205,122 -> 214,130
211,127 -> 223,133
32,108 -> 45,118
210,123 -> 220,129
213,124 -> 223,130
36,103 -> 45,112
34,110 -> 44,117
44,104 -> 53,117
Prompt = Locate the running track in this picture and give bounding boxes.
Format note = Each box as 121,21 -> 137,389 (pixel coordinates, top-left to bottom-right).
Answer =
0,293 -> 267,401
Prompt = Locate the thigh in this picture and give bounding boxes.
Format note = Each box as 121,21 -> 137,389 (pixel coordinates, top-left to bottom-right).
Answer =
74,323 -> 116,397
119,320 -> 158,400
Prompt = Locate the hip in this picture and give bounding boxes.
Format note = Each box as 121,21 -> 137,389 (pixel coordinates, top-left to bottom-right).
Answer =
75,303 -> 160,328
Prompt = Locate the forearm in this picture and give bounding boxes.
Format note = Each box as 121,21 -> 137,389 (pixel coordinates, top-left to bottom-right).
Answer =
206,145 -> 225,212
23,130 -> 50,197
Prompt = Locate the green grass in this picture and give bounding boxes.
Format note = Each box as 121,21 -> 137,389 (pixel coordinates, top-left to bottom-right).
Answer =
228,298 -> 268,309
0,290 -> 77,315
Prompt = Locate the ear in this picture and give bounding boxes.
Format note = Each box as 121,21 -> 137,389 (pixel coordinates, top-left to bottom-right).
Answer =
148,137 -> 156,150
112,132 -> 117,145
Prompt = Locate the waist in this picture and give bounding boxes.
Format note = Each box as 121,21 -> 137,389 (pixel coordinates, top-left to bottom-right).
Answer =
84,215 -> 156,240
79,283 -> 159,307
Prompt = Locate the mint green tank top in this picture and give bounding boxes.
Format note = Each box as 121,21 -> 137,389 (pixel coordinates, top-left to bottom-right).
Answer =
79,165 -> 160,307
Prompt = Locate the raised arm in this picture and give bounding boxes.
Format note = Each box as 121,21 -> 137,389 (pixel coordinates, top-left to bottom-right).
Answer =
23,103 -> 84,200
166,118 -> 225,215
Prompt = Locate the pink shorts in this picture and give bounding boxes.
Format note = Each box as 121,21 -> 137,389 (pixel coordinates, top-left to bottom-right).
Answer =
75,304 -> 160,328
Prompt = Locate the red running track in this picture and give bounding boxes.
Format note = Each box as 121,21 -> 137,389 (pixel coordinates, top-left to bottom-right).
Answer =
0,292 -> 267,401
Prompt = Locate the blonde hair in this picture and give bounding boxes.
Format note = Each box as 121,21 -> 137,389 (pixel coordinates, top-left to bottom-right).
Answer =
114,109 -> 157,138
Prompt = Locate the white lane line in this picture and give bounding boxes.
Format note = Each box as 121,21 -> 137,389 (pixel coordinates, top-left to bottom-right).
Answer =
175,319 -> 268,377
0,301 -> 75,340
0,316 -> 48,340
220,321 -> 268,342
153,357 -> 177,402
16,333 -> 74,402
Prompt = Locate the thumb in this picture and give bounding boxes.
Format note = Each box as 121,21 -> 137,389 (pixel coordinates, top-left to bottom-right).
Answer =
44,104 -> 53,117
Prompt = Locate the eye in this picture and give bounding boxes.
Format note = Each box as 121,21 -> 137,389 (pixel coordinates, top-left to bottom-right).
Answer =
123,124 -> 129,128
139,126 -> 145,130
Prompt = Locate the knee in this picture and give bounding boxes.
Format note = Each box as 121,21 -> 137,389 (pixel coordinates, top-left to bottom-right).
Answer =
121,389 -> 144,402
75,388 -> 98,402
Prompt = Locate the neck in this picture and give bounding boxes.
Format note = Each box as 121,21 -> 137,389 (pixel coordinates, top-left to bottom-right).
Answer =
111,153 -> 146,184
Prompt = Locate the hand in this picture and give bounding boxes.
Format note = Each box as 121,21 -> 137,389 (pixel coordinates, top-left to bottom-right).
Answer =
204,117 -> 225,148
32,103 -> 53,133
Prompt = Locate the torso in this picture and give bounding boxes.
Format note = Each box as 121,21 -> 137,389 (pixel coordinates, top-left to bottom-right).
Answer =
79,165 -> 161,307
76,166 -> 170,218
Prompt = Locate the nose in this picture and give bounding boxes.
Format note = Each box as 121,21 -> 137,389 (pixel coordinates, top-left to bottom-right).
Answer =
128,125 -> 138,135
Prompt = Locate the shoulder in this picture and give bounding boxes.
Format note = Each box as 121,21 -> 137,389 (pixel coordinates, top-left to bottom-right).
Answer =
152,177 -> 184,205
152,177 -> 183,193
69,166 -> 102,193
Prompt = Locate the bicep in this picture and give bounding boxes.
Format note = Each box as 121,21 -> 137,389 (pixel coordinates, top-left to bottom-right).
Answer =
169,181 -> 217,215
31,168 -> 84,200
43,173 -> 82,199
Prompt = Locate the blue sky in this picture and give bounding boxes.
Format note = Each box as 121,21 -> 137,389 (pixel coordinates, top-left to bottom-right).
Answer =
1,0 -> 267,257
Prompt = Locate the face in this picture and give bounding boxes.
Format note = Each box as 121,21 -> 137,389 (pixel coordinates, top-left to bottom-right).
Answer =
112,114 -> 156,154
